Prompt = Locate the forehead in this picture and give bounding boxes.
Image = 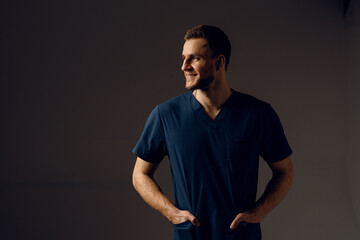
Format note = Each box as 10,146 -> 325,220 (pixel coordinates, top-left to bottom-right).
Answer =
182,38 -> 211,56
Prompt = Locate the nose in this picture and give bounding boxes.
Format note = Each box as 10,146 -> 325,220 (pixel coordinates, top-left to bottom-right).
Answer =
181,58 -> 192,72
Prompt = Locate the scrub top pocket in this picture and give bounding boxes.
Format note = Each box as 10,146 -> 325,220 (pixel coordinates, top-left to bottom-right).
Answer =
174,221 -> 194,240
226,138 -> 251,173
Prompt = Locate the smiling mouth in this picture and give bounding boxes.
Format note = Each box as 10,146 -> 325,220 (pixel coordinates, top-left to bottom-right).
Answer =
185,73 -> 197,80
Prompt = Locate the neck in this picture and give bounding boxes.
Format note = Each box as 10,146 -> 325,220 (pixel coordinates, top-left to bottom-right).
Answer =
192,76 -> 232,114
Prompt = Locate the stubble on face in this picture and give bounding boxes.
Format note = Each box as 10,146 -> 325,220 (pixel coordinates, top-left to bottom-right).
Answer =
185,73 -> 214,91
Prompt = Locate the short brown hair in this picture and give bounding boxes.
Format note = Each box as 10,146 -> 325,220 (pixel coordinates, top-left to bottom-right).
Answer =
184,25 -> 231,70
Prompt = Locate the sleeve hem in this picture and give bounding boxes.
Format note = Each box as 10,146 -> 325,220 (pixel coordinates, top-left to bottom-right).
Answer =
132,149 -> 163,163
264,149 -> 293,163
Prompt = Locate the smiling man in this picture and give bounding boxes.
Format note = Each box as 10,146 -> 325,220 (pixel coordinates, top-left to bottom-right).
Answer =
132,25 -> 294,240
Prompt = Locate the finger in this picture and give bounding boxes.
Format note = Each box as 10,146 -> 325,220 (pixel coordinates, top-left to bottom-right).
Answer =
192,217 -> 200,226
230,214 -> 245,230
186,212 -> 200,226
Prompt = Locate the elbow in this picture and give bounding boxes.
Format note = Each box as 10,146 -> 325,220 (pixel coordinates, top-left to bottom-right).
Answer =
132,167 -> 141,191
132,169 -> 147,192
285,165 -> 295,188
132,170 -> 139,190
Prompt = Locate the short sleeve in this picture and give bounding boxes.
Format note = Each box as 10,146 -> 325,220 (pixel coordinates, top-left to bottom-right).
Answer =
132,105 -> 167,163
259,104 -> 293,163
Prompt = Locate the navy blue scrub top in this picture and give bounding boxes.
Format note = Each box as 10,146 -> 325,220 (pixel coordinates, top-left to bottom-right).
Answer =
133,90 -> 292,240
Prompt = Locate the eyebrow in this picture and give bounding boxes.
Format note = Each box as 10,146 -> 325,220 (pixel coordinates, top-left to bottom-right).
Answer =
182,53 -> 203,58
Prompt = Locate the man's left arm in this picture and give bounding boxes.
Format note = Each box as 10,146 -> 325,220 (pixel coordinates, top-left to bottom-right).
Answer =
230,156 -> 294,229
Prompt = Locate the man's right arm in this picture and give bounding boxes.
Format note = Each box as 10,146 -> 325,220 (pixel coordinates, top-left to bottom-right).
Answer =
132,157 -> 200,226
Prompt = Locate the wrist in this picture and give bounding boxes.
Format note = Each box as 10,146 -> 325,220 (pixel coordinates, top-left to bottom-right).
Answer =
165,207 -> 180,222
249,205 -> 267,222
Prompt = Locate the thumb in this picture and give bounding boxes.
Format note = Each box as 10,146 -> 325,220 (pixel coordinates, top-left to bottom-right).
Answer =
230,213 -> 246,230
191,217 -> 200,226
186,212 -> 200,226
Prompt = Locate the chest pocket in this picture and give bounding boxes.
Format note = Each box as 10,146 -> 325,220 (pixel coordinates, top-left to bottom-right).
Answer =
226,138 -> 252,173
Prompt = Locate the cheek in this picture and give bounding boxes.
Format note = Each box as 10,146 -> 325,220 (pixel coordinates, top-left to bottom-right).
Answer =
196,64 -> 211,74
204,65 -> 215,75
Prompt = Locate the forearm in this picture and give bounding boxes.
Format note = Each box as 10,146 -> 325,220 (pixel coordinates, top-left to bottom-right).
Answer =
132,172 -> 178,222
253,168 -> 294,220
132,157 -> 200,225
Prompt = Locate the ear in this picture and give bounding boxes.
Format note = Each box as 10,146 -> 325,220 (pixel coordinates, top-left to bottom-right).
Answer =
215,55 -> 226,70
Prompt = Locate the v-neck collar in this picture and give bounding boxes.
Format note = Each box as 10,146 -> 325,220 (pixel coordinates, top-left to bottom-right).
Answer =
186,89 -> 236,129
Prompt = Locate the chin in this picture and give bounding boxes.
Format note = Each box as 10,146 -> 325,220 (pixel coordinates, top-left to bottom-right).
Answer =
185,80 -> 198,90
185,83 -> 203,91
185,78 -> 213,91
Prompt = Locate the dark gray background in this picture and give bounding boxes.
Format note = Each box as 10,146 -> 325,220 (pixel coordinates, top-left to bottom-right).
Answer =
1,0 -> 360,239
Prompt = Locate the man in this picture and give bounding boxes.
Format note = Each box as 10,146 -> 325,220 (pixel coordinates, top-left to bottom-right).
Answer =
132,25 -> 294,240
